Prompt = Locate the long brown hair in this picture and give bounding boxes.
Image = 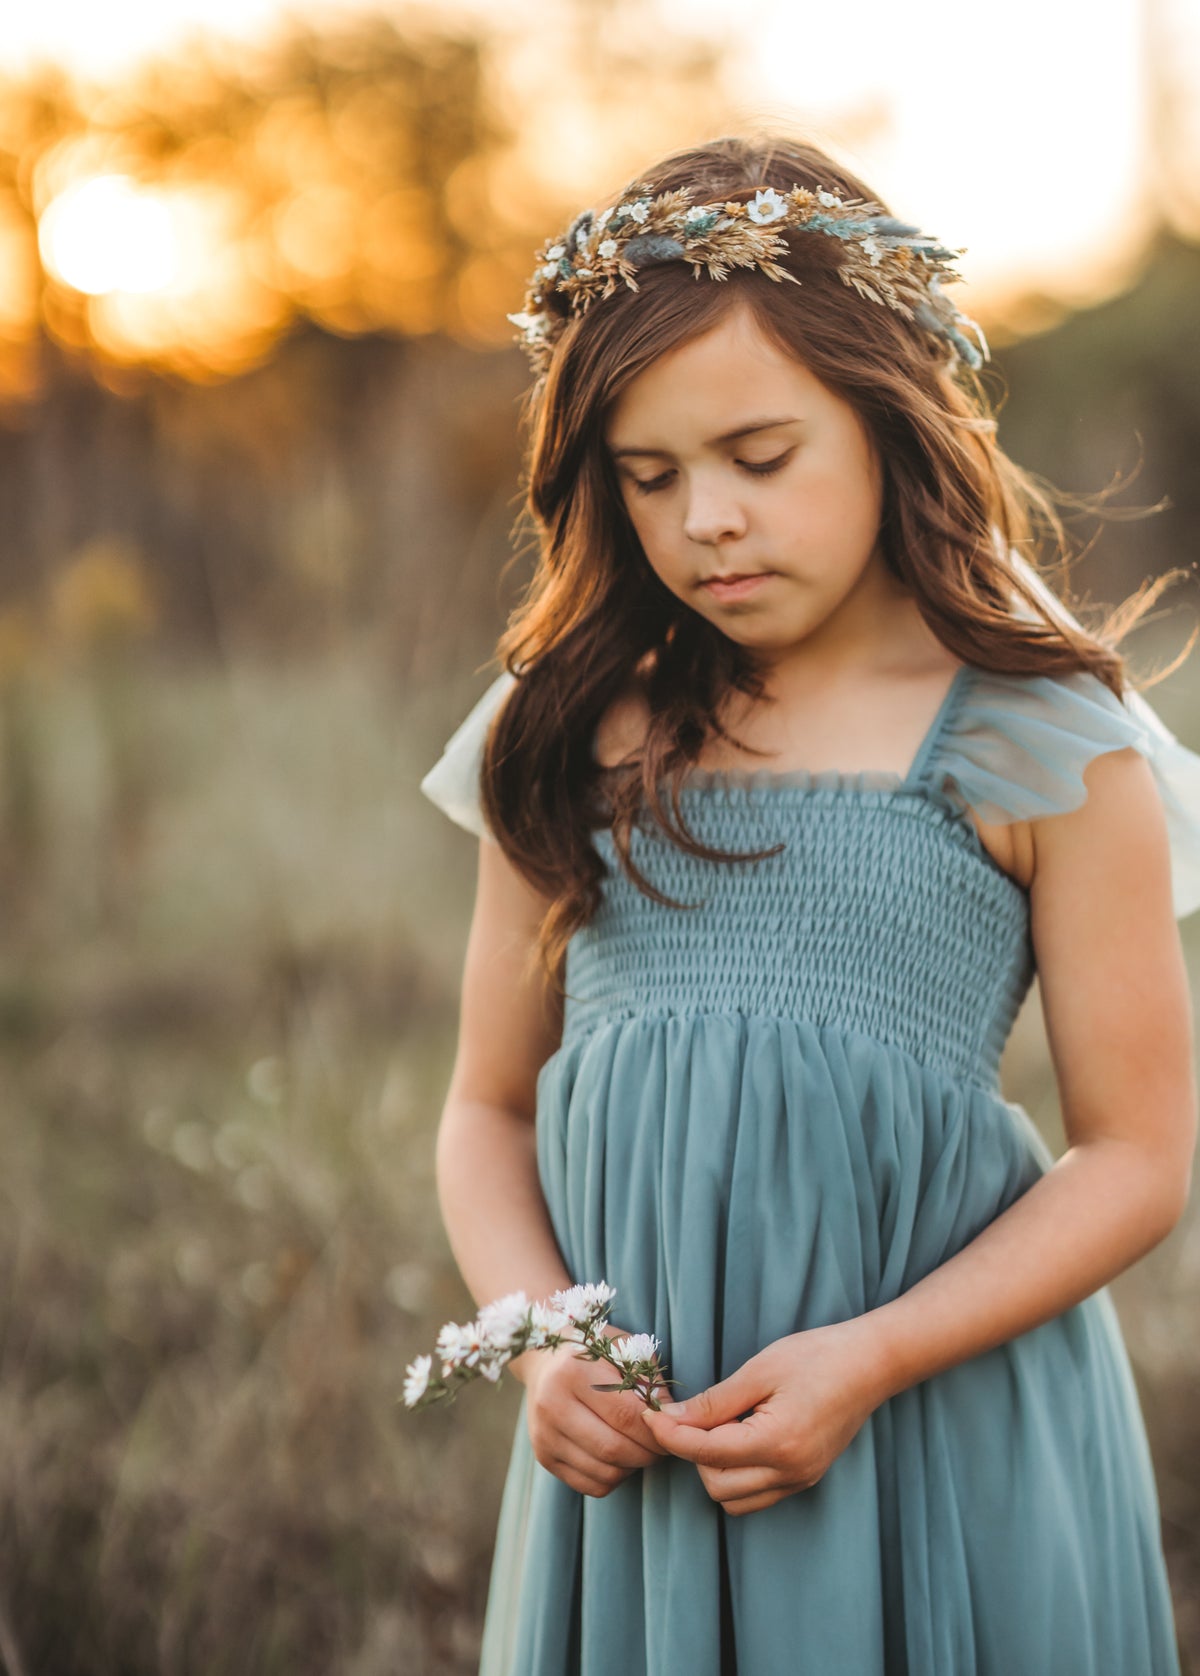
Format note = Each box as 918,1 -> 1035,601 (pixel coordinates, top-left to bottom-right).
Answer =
478,132 -> 1192,986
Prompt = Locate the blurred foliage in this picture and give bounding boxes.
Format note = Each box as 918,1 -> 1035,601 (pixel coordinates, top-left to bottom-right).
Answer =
0,654 -> 516,1673
0,18 -> 501,384
0,4 -> 735,676
0,4 -> 729,389
995,229 -> 1200,626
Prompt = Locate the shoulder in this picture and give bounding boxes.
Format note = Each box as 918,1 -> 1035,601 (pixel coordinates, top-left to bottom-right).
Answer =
593,686 -> 651,771
593,666 -> 655,771
937,663 -> 1156,826
937,662 -> 1196,905
1028,735 -> 1165,893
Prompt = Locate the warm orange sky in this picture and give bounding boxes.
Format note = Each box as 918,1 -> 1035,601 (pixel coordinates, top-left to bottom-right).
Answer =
5,0 -> 1199,322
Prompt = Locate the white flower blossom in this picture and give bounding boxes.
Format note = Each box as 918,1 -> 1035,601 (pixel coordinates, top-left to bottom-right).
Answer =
506,311 -> 548,335
596,206 -> 613,228
610,1333 -> 660,1369
478,1357 -> 505,1383
624,200 -> 650,223
685,205 -> 711,223
436,1320 -> 483,1369
859,234 -> 883,265
817,189 -> 843,208
575,267 -> 593,278
545,244 -> 566,260
434,1321 -> 462,1360
598,239 -> 618,259
526,1301 -> 571,1346
403,1353 -> 433,1407
746,187 -> 789,225
550,1279 -> 617,1325
477,1291 -> 531,1349
540,262 -> 559,279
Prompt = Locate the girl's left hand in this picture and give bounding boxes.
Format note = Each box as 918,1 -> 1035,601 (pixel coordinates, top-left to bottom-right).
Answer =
640,1317 -> 893,1516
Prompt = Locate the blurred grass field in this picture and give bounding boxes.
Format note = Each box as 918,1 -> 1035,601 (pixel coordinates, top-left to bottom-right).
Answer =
0,635 -> 1197,1674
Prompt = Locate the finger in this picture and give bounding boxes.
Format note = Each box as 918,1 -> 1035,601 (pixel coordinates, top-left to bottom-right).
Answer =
696,1462 -> 778,1502
557,1403 -> 664,1473
641,1413 -> 768,1469
638,1407 -> 686,1454
546,1440 -> 628,1498
560,1463 -> 623,1498
719,1488 -> 787,1517
609,1402 -> 673,1457
648,1362 -> 766,1431
583,1386 -> 673,1457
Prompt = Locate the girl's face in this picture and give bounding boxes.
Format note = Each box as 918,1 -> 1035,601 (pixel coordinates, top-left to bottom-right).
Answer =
604,300 -> 901,676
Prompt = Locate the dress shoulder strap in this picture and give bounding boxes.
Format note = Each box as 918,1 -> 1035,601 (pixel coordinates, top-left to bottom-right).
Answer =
418,669 -> 517,842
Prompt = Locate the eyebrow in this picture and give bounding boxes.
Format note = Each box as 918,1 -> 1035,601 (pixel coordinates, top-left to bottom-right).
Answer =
607,417 -> 802,459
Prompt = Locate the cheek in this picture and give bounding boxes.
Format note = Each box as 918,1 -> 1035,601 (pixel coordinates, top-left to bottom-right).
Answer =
785,451 -> 881,541
626,500 -> 677,567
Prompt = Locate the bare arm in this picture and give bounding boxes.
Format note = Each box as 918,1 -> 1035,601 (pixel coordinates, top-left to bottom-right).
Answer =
435,834 -> 572,1378
437,674 -> 653,1352
869,743 -> 1197,1397
435,828 -> 669,1491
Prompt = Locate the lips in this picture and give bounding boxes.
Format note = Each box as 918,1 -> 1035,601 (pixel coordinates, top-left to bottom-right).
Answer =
700,571 -> 774,602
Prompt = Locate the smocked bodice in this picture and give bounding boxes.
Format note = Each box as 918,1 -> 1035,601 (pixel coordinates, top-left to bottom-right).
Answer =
563,784 -> 1033,1094
421,652 -> 1200,1091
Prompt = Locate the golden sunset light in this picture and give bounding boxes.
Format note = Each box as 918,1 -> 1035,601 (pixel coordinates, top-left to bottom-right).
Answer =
5,0 -> 1198,311
0,0 -> 1193,380
39,174 -> 179,295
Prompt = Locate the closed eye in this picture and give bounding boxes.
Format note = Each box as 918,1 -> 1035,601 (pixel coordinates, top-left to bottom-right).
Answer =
629,452 -> 793,496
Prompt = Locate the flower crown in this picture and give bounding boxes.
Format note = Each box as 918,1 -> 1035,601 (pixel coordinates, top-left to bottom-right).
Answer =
507,179 -> 990,379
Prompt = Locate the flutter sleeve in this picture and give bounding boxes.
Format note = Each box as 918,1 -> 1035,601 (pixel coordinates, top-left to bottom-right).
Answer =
418,669 -> 517,842
933,664 -> 1200,921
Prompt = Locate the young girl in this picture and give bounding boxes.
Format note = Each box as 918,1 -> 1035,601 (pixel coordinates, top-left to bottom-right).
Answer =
419,134 -> 1200,1675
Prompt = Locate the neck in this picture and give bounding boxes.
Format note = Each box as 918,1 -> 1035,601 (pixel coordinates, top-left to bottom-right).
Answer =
755,562 -> 935,698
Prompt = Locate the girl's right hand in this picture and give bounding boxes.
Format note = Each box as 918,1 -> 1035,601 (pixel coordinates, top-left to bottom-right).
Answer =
515,1327 -> 673,1498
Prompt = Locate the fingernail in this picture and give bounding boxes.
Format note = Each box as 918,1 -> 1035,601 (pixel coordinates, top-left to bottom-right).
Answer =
657,1402 -> 681,1414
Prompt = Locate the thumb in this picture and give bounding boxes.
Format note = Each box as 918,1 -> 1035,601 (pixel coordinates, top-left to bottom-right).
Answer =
654,1363 -> 762,1429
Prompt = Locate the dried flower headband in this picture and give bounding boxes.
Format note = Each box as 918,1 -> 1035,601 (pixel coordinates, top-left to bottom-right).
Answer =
507,179 -> 990,378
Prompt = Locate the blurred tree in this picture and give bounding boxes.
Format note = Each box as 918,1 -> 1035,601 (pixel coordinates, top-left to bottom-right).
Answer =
0,5 -> 729,386
0,8 -> 732,667
13,19 -> 502,377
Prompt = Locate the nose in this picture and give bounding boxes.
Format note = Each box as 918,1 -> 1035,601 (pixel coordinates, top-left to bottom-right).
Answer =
681,476 -> 748,547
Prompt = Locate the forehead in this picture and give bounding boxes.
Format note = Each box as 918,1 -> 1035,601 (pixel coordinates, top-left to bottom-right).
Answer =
603,304 -> 834,448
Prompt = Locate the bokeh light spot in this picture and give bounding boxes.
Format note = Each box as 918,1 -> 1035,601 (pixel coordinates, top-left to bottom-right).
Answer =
40,173 -> 179,295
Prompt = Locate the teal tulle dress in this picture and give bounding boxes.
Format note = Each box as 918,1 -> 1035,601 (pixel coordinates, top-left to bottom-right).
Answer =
420,641 -> 1200,1676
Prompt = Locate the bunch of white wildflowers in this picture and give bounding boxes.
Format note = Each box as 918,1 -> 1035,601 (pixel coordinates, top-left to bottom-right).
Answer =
402,1280 -> 674,1412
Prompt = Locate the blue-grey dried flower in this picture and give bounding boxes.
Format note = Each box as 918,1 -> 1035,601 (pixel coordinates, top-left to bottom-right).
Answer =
942,322 -> 984,369
863,216 -> 922,238
623,233 -> 687,267
564,209 -> 595,256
